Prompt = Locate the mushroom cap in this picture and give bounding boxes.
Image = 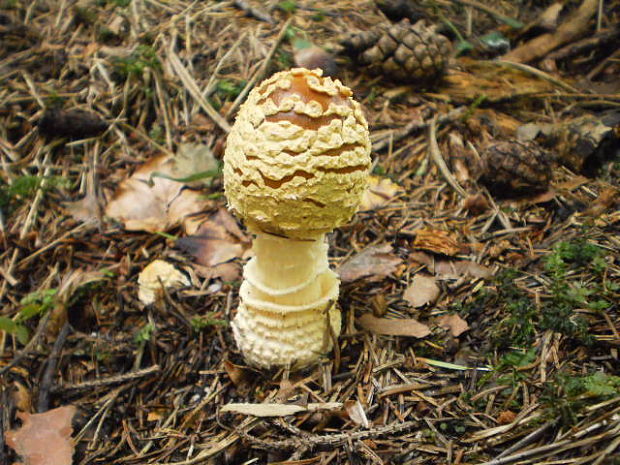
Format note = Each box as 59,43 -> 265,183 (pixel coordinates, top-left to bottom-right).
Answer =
223,68 -> 371,238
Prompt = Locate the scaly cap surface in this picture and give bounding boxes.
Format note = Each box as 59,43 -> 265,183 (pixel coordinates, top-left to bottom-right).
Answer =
223,68 -> 371,238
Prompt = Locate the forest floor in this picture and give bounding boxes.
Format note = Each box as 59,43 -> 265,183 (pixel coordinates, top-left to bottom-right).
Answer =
1,0 -> 619,464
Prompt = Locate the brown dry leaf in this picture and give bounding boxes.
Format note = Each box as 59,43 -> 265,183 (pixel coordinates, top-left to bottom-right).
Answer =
338,245 -> 402,283
177,209 -> 249,281
463,194 -> 490,215
357,314 -> 430,338
359,176 -> 402,211
403,274 -> 440,308
105,144 -> 217,232
437,314 -> 469,337
583,188 -> 619,217
413,228 -> 463,256
105,148 -> 214,232
63,192 -> 101,224
434,260 -> 493,279
137,260 -> 190,305
172,143 -> 219,187
6,405 -> 76,465
223,360 -> 250,389
344,400 -> 369,428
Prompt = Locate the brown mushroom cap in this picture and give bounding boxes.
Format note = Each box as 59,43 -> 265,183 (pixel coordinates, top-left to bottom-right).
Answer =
223,68 -> 372,238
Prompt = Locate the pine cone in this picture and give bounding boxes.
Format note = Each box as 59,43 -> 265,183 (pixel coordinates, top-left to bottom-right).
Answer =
340,19 -> 451,86
478,140 -> 554,197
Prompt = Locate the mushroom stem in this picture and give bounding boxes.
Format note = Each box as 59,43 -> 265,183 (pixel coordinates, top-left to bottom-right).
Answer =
232,233 -> 341,368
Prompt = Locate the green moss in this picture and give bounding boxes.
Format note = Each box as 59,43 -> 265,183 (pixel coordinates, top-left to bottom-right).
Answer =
190,314 -> 228,332
112,45 -> 161,80
277,0 -> 297,13
542,372 -> 620,426
0,175 -> 70,211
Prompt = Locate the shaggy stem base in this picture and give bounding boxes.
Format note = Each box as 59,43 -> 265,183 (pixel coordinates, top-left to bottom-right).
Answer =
232,233 -> 341,368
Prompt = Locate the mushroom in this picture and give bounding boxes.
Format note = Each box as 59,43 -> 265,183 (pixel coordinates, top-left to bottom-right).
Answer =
223,68 -> 371,369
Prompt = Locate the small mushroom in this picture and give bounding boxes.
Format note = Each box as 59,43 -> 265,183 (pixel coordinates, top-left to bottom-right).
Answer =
223,68 -> 371,368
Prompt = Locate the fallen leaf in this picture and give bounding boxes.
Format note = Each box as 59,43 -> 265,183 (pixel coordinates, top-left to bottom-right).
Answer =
177,209 -> 249,280
359,176 -> 402,211
404,274 -> 440,308
357,314 -> 430,338
220,402 -> 343,417
63,191 -> 101,224
434,260 -> 493,279
105,153 -> 211,233
138,260 -> 190,305
171,143 -> 219,187
437,314 -> 469,337
409,251 -> 434,268
583,188 -> 619,217
344,400 -> 369,428
413,228 -> 463,256
338,245 -> 402,283
463,194 -> 490,215
6,405 -> 76,465
223,360 -> 251,394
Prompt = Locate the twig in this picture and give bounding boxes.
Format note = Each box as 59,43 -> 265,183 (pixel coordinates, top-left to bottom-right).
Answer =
494,421 -> 554,459
155,418 -> 259,465
502,0 -> 599,63
167,48 -> 231,133
225,18 -> 293,119
596,0 -> 603,32
546,27 -> 620,61
479,424 -> 620,465
592,433 -> 620,465
587,47 -> 620,81
232,0 -> 275,24
372,106 -> 465,153
37,322 -> 71,412
487,60 -> 580,93
51,365 -> 161,393
427,116 -> 467,198
237,419 -> 420,451
448,0 -> 522,27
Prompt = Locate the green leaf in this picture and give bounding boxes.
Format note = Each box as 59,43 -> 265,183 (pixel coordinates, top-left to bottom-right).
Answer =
134,322 -> 155,344
0,317 -> 29,344
498,16 -> 524,29
455,40 -> 474,56
479,31 -> 510,50
148,167 -> 221,185
278,0 -> 297,13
